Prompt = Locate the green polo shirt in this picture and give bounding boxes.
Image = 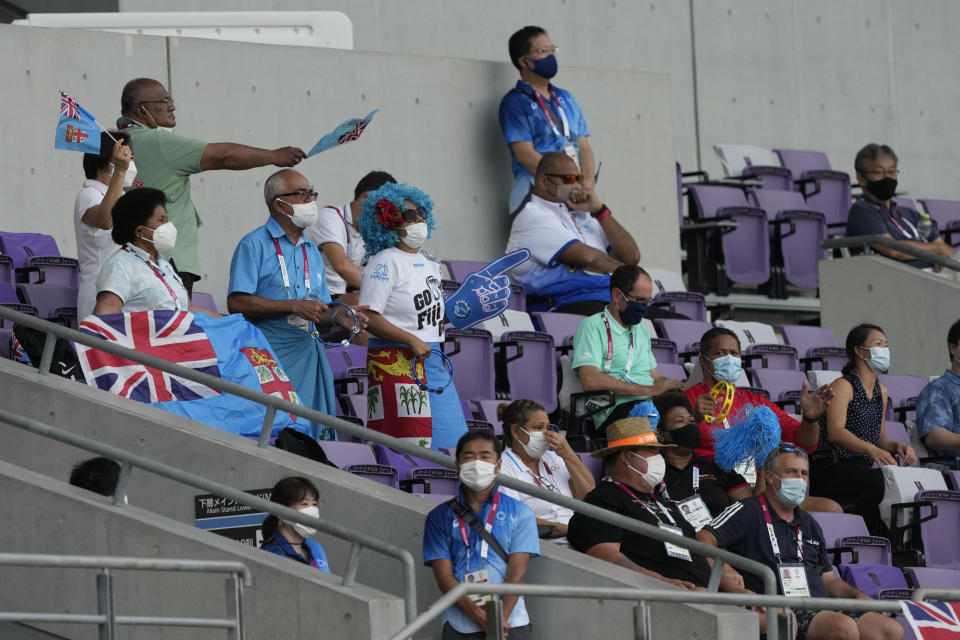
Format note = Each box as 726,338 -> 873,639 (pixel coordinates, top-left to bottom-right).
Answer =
117,117 -> 206,275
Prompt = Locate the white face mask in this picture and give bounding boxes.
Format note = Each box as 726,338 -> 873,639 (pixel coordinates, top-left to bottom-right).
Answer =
278,199 -> 319,228
400,222 -> 429,249
140,221 -> 177,254
291,504 -> 319,538
627,452 -> 666,487
459,459 -> 497,491
107,159 -> 138,188
519,428 -> 549,459
554,182 -> 576,203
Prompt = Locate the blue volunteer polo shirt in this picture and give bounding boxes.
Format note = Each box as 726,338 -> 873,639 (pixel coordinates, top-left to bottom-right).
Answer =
423,486 -> 540,634
261,531 -> 331,573
916,369 -> 960,456
228,217 -> 331,333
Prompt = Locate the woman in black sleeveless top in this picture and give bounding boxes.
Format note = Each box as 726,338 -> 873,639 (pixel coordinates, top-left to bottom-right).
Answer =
809,324 -> 917,534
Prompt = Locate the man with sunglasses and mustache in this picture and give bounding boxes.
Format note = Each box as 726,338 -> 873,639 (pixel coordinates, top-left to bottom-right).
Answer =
507,152 -> 641,315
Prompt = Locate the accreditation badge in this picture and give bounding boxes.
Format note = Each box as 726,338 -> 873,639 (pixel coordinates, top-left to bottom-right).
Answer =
659,524 -> 693,562
463,569 -> 491,605
736,460 -> 757,486
677,495 -> 713,531
563,142 -> 579,167
777,563 -> 810,597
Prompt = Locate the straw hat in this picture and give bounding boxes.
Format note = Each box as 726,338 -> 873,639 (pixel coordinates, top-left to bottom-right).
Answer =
590,416 -> 675,458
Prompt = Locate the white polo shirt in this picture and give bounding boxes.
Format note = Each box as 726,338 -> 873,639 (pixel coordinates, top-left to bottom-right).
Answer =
73,179 -> 121,318
304,203 -> 367,295
96,243 -> 189,312
498,446 -> 575,541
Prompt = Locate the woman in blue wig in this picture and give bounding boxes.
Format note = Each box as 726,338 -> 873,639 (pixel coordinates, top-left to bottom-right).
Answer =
357,183 -> 467,450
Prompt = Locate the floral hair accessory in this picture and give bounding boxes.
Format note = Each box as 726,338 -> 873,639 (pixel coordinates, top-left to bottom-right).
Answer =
375,199 -> 402,230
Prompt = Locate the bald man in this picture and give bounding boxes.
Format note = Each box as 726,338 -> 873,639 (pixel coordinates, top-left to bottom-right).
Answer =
506,152 -> 640,315
117,77 -> 306,295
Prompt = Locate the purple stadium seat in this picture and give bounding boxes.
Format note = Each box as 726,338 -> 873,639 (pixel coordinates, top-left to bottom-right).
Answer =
319,441 -> 399,488
577,452 -> 602,483
656,362 -> 687,382
474,400 -> 505,435
751,189 -> 827,289
774,149 -> 852,231
191,291 -> 218,313
417,492 -> 457,505
371,443 -> 458,494
650,337 -> 678,365
337,394 -> 368,425
443,328 -> 496,406
891,196 -> 917,211
652,319 -> 712,362
687,184 -> 771,287
884,421 -> 918,467
0,255 -> 13,285
903,567 -> 960,589
877,374 -> 928,422
919,198 -> 960,246
498,330 -> 558,413
715,320 -> 799,370
811,511 -> 892,566
776,324 -> 847,371
15,284 -> 77,324
945,470 -> 960,491
325,344 -> 367,396
838,565 -> 908,599
914,490 -> 960,569
748,368 -> 807,411
0,232 -> 79,287
466,419 -> 495,434
442,259 -> 486,283
531,311 -> 583,348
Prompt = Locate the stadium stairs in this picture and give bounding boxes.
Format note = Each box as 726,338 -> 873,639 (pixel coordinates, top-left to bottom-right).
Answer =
0,358 -> 756,639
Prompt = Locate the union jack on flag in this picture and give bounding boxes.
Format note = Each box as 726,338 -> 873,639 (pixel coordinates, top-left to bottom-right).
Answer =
307,109 -> 378,157
60,91 -> 81,120
900,600 -> 960,639
76,311 -> 222,403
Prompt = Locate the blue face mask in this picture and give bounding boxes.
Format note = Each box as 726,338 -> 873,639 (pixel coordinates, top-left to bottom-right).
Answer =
527,54 -> 558,79
774,475 -> 807,509
710,354 -> 742,384
861,346 -> 890,374
620,301 -> 648,326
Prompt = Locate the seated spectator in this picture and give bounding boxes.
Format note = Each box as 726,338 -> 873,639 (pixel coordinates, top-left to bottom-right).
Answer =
423,431 -> 539,639
304,170 -> 396,306
69,457 -> 120,498
497,399 -> 595,542
93,188 -> 214,315
228,169 -> 367,440
653,392 -> 751,528
846,143 -> 955,270
572,265 -> 683,433
506,152 -> 640,315
260,476 -> 330,573
499,26 -> 593,213
74,132 -> 133,319
698,445 -> 904,640
811,324 -> 916,534
916,318 -> 960,459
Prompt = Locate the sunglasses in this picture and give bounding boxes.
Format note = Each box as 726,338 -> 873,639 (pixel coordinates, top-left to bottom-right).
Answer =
400,206 -> 427,222
545,173 -> 584,185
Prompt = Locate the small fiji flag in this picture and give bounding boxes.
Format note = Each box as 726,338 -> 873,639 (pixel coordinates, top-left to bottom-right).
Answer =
307,109 -> 378,157
55,91 -> 100,154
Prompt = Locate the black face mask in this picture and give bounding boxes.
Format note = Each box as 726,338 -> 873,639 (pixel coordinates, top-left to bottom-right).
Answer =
662,422 -> 701,450
865,177 -> 897,201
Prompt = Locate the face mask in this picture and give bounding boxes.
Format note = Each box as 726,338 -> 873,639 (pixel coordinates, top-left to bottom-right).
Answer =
459,460 -> 497,491
619,296 -> 648,326
291,504 -> 319,538
860,346 -> 890,373
107,159 -> 138,188
519,428 -> 549,459
663,422 -> 701,450
401,222 -> 429,249
528,54 -> 558,79
279,199 -> 319,228
773,476 -> 807,509
865,177 -> 897,201
140,221 -> 177,254
554,182 -> 576,202
710,354 -> 742,384
628,452 -> 666,487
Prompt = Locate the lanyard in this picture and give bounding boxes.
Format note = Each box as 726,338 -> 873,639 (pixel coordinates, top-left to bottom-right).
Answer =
611,479 -> 676,526
123,244 -> 178,305
455,490 -> 501,571
873,202 -> 920,240
692,465 -> 700,491
758,494 -> 803,563
533,87 -> 572,142
335,203 -> 353,245
272,237 -> 310,300
602,313 -> 635,375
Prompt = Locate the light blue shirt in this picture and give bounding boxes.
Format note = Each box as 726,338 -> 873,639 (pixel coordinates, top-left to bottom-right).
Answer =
95,243 -> 189,312
228,217 -> 331,334
916,369 -> 960,455
423,486 -> 540,633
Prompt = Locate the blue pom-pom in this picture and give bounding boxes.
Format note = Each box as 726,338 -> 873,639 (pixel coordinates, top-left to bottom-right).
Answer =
628,399 -> 659,430
713,404 -> 781,472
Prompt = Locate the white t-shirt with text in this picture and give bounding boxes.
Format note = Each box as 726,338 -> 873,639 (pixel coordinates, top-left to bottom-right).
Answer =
359,247 -> 445,343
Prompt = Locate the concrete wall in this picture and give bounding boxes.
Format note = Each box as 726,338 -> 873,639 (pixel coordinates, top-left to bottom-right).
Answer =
0,460 -> 404,640
820,256 -> 960,377
0,359 -> 756,639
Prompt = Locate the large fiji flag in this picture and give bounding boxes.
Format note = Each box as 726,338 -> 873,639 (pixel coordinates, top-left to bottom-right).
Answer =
55,91 -> 100,154
307,109 -> 378,157
76,311 -> 311,437
900,601 -> 960,639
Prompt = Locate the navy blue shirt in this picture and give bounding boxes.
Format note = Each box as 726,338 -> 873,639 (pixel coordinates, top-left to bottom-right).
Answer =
846,197 -> 940,268
261,531 -> 331,573
705,496 -> 832,596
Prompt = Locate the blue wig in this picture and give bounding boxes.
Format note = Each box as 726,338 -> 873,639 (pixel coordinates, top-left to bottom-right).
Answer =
358,182 -> 436,256
628,398 -> 660,430
713,403 -> 782,472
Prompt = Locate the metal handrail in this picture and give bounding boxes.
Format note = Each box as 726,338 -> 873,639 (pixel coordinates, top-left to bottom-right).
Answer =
0,553 -> 249,639
389,582 -> 960,640
822,234 -> 960,272
0,407 -> 419,624
0,306 -> 781,635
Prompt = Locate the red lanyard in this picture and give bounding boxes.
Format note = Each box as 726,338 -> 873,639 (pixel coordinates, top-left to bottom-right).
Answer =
455,490 -> 501,571
758,494 -> 803,562
873,202 -> 919,240
272,237 -> 310,299
611,479 -> 676,526
533,87 -> 571,142
123,244 -> 178,305
602,312 -> 634,374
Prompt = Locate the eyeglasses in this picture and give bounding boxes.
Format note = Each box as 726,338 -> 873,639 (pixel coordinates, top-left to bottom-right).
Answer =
139,97 -> 175,107
528,45 -> 559,56
400,206 -> 427,222
545,173 -> 584,185
275,189 -> 318,201
617,289 -> 650,304
863,168 -> 899,178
